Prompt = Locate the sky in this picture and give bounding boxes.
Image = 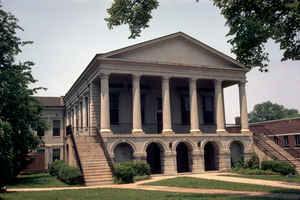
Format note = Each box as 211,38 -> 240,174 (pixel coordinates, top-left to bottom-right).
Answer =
3,0 -> 300,123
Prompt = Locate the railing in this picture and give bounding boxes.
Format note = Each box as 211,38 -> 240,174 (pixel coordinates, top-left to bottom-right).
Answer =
95,127 -> 115,175
253,134 -> 297,167
66,125 -> 83,173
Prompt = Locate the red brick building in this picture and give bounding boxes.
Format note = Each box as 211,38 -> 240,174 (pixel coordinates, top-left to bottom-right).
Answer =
249,118 -> 300,159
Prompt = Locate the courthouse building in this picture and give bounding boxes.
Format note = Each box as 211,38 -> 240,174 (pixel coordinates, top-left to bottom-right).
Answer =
38,32 -> 254,185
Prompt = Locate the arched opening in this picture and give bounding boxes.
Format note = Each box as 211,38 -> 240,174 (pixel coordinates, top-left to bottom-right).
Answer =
176,142 -> 192,173
114,142 -> 134,163
204,142 -> 219,171
230,141 -> 244,168
146,142 -> 164,174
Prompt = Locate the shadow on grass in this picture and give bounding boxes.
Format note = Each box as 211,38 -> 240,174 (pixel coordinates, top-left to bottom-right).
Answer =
9,174 -> 49,186
164,193 -> 282,200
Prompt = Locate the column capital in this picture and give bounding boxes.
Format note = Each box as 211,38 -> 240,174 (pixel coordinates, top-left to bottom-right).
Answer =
162,76 -> 171,81
99,73 -> 110,79
132,73 -> 141,80
190,77 -> 198,82
239,80 -> 247,87
215,79 -> 223,85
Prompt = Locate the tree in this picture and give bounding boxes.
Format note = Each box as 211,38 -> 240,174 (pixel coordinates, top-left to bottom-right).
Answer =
248,101 -> 300,123
105,0 -> 300,71
0,4 -> 44,189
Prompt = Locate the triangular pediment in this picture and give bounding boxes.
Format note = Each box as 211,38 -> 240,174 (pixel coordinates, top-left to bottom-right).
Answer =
102,32 -> 246,70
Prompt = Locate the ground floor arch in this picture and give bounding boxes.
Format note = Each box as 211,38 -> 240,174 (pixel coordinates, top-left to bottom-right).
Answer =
113,142 -> 134,163
204,142 -> 219,171
146,142 -> 164,174
176,142 -> 192,173
230,141 -> 244,167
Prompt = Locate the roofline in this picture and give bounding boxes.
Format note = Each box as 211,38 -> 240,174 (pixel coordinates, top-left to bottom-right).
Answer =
100,31 -> 249,71
249,117 -> 300,126
63,55 -> 100,102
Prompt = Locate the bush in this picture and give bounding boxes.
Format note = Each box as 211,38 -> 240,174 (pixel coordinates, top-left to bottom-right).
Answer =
131,161 -> 150,176
58,165 -> 82,185
114,162 -> 135,184
231,168 -> 278,175
261,160 -> 296,175
114,161 -> 151,184
244,153 -> 259,169
48,160 -> 65,177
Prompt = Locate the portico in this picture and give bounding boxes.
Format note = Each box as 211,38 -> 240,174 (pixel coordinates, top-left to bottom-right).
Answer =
63,32 -> 253,179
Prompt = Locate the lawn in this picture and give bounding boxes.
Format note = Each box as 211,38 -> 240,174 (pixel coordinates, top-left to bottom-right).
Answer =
0,188 -> 283,200
221,174 -> 300,184
7,173 -> 70,188
144,177 -> 300,194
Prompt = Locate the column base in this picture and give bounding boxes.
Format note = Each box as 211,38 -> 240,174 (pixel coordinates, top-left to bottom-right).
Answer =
216,129 -> 227,134
132,129 -> 144,134
162,129 -> 174,134
241,128 -> 250,134
190,129 -> 201,134
100,129 -> 112,135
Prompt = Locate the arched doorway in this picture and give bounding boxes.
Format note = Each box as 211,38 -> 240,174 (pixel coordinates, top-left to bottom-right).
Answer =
204,142 -> 219,171
114,142 -> 134,163
230,141 -> 244,168
176,142 -> 191,173
146,143 -> 164,174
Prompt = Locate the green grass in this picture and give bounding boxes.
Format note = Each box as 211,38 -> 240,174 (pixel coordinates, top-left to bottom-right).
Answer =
7,173 -> 69,188
0,188 -> 283,200
222,174 -> 300,183
144,177 -> 300,194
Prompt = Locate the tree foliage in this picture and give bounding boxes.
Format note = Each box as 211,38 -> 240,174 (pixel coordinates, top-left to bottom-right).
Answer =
248,101 -> 300,123
105,0 -> 300,71
0,4 -> 44,188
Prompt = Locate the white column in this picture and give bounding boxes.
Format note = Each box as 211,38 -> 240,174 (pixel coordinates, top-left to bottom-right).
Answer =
82,97 -> 86,128
132,74 -> 143,134
215,79 -> 226,133
189,78 -> 201,133
88,83 -> 94,135
162,77 -> 173,134
100,73 -> 112,134
66,110 -> 70,126
239,81 -> 249,132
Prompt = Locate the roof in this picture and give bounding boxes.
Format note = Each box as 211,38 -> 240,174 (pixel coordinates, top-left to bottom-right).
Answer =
100,32 -> 248,70
249,117 -> 300,136
35,96 -> 64,107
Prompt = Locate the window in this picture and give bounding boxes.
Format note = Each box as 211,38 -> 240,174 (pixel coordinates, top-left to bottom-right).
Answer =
181,95 -> 190,125
52,148 -> 60,161
52,120 -> 60,136
203,95 -> 214,124
37,149 -> 45,155
80,102 -> 83,127
37,126 -> 44,137
141,94 -> 146,124
274,136 -> 279,145
75,106 -> 79,129
85,97 -> 89,127
110,93 -> 119,125
284,136 -> 289,146
295,135 -> 300,146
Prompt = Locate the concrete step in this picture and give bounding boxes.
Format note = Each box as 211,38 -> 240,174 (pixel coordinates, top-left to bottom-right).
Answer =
84,174 -> 112,179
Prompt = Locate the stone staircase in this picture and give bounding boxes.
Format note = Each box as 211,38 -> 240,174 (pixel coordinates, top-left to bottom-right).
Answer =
72,136 -> 113,186
254,134 -> 300,173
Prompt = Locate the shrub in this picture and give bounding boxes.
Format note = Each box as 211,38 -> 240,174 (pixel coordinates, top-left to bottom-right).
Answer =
231,168 -> 278,175
131,161 -> 150,176
114,162 -> 135,184
244,153 -> 259,169
48,160 -> 65,177
58,165 -> 82,185
114,161 -> 151,184
133,175 -> 151,182
261,160 -> 296,175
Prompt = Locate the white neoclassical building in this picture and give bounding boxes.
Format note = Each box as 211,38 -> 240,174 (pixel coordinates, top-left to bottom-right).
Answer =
62,32 -> 254,185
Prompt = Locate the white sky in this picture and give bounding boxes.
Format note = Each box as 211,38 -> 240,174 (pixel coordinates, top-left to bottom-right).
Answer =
3,0 -> 300,123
